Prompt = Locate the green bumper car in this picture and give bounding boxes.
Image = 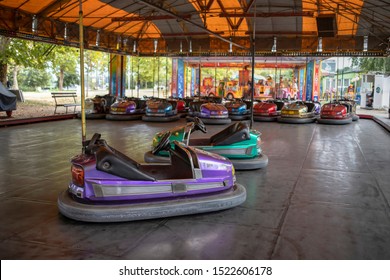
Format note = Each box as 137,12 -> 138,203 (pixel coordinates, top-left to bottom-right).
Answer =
144,118 -> 268,170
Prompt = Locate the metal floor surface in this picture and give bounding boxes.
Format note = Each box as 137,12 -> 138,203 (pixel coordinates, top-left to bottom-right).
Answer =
0,118 -> 389,260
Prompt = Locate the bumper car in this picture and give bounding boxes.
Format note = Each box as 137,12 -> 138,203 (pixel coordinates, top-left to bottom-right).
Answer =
106,97 -> 145,121
80,94 -> 116,119
144,118 -> 268,170
142,98 -> 180,122
253,99 -> 285,122
339,98 -> 359,121
57,132 -> 246,222
317,101 -> 354,124
278,101 -> 317,124
168,98 -> 188,117
224,99 -> 250,121
187,101 -> 231,125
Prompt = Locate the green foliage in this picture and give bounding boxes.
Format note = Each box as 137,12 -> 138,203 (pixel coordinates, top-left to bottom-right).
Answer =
62,72 -> 80,88
47,45 -> 79,75
130,56 -> 172,88
4,38 -> 49,69
352,57 -> 390,74
85,50 -> 109,89
17,67 -> 51,91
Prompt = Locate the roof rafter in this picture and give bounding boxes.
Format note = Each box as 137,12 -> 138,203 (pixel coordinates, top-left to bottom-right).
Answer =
134,0 -> 248,49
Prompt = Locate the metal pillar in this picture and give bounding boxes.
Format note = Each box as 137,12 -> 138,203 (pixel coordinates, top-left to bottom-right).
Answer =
79,0 -> 86,144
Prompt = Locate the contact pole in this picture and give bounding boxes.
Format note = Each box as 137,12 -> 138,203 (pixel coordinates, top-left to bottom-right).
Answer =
79,0 -> 86,144
304,56 -> 308,101
131,56 -> 133,97
165,56 -> 168,98
250,35 -> 255,129
157,57 -> 160,98
249,2 -> 256,129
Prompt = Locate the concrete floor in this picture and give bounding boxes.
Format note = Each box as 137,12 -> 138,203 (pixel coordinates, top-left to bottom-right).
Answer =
0,117 -> 389,260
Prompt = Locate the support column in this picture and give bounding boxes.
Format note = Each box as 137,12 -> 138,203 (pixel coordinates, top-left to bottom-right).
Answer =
313,60 -> 321,101
191,67 -> 199,96
305,60 -> 314,101
171,58 -> 185,98
109,54 -> 126,98
298,67 -> 305,100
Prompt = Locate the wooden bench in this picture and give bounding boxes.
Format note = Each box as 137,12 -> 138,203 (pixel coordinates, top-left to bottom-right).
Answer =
51,92 -> 80,114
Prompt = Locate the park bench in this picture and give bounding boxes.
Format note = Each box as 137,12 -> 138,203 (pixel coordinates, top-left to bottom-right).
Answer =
51,92 -> 80,114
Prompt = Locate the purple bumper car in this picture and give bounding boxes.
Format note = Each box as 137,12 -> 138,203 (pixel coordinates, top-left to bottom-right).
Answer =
187,101 -> 231,125
106,98 -> 144,121
58,132 -> 246,222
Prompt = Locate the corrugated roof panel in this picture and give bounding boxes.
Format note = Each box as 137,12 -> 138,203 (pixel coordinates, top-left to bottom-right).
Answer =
0,0 -> 56,13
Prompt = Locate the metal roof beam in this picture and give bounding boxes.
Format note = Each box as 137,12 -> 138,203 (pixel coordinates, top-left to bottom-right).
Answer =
162,31 -> 224,37
37,0 -> 73,17
220,11 -> 315,18
134,0 -> 248,50
112,14 -> 192,22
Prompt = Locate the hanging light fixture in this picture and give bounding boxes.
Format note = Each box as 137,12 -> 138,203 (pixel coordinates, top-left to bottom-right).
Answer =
95,29 -> 100,46
271,36 -> 277,53
32,15 -> 38,33
64,23 -> 68,41
133,41 -> 137,53
229,38 -> 233,53
116,35 -> 121,50
363,35 -> 368,52
317,37 -> 323,52
154,39 -> 158,53
180,41 -> 183,53
189,39 -> 192,53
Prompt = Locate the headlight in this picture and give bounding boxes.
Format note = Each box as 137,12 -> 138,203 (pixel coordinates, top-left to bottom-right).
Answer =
256,136 -> 262,147
232,166 -> 236,184
152,136 -> 159,147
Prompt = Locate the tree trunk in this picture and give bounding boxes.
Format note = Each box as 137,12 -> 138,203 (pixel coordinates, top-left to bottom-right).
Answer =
59,68 -> 64,90
0,36 -> 10,85
0,63 -> 7,85
12,65 -> 19,89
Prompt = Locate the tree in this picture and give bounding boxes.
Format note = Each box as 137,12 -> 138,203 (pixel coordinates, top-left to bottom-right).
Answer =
0,36 -> 51,88
18,67 -> 51,91
63,72 -> 79,89
352,57 -> 390,74
0,36 -> 49,88
46,45 -> 79,90
85,50 -> 108,96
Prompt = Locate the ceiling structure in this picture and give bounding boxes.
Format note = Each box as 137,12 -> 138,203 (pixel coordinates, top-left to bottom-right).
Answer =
0,0 -> 389,57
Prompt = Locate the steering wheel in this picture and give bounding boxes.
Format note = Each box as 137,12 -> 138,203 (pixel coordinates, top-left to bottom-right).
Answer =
193,117 -> 207,134
152,131 -> 172,155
